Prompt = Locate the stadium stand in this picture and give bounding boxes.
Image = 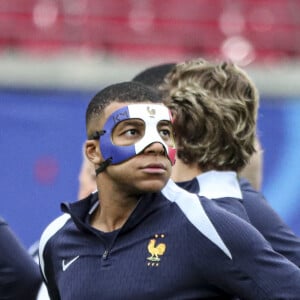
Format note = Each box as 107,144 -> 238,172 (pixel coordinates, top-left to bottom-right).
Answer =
0,0 -> 300,63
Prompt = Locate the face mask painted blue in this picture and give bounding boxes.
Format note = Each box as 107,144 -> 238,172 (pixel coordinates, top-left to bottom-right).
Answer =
90,104 -> 176,174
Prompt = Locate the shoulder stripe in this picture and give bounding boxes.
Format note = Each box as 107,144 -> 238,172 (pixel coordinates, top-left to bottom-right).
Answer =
39,214 -> 71,281
162,179 -> 232,259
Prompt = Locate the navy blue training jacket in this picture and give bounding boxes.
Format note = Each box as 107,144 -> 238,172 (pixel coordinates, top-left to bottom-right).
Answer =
39,180 -> 300,300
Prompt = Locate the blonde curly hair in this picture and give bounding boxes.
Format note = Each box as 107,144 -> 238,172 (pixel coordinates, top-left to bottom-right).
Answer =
162,58 -> 259,172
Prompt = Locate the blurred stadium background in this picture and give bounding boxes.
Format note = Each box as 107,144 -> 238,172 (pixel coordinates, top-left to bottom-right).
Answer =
0,0 -> 300,247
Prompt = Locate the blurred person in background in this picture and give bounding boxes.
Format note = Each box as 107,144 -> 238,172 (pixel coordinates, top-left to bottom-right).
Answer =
132,63 -> 176,92
161,58 -> 300,267
39,81 -> 300,299
77,144 -> 97,199
0,216 -> 42,300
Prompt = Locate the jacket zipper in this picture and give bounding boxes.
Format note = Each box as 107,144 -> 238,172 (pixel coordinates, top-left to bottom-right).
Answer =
102,249 -> 109,260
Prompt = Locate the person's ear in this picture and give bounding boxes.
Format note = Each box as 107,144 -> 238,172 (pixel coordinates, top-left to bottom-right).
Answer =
85,140 -> 102,164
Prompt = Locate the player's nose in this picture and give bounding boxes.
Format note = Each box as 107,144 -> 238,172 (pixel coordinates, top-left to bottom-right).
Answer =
143,142 -> 166,156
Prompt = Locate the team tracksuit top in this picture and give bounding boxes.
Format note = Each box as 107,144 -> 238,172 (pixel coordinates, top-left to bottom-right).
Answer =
177,170 -> 300,267
39,179 -> 300,300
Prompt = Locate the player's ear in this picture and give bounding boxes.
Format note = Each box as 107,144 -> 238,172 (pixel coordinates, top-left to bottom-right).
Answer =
85,140 -> 102,164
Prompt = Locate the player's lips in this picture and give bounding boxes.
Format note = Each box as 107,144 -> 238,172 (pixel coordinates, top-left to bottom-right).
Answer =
141,163 -> 167,174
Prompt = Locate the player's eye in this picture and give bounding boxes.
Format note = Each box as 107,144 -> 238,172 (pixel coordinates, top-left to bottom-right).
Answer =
159,128 -> 171,138
124,128 -> 139,137
112,119 -> 145,146
157,121 -> 175,147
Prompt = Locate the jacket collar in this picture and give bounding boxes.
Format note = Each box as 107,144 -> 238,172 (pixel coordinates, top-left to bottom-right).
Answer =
196,170 -> 242,199
60,190 -> 168,234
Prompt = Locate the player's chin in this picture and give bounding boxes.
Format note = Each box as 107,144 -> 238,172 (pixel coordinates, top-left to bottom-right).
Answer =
138,178 -> 169,192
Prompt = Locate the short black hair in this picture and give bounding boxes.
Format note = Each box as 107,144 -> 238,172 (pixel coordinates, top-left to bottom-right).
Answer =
132,63 -> 176,90
85,81 -> 161,135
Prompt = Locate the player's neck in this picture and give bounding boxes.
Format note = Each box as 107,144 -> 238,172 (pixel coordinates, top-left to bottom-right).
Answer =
171,158 -> 203,182
91,177 -> 139,232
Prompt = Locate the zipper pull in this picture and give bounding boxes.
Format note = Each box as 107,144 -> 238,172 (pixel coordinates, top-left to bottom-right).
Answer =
102,249 -> 109,260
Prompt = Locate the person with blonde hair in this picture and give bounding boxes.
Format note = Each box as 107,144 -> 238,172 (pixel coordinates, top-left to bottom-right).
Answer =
162,58 -> 300,266
133,62 -> 264,190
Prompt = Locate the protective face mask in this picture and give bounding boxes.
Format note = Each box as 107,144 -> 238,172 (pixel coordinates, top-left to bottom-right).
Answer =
98,103 -> 176,165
